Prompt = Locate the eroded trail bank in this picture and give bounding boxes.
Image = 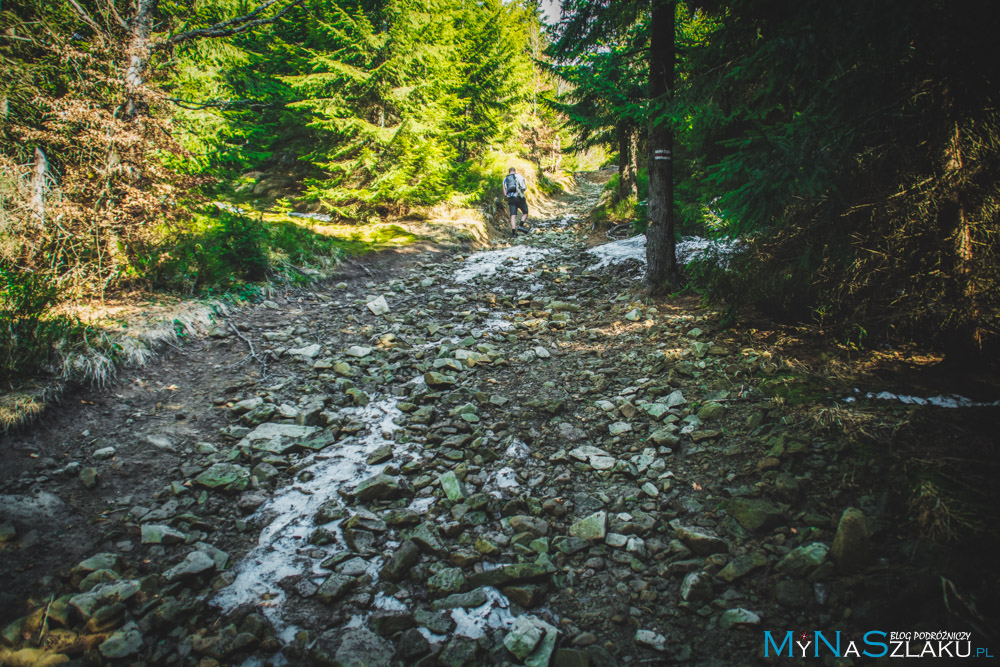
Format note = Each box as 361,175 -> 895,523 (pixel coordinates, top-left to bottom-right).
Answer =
1,173 -> 996,666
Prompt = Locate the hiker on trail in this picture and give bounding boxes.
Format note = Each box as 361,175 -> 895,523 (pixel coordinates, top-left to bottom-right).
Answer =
502,167 -> 530,236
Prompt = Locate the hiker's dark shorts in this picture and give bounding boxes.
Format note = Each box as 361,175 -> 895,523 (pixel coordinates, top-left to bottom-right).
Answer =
508,196 -> 528,216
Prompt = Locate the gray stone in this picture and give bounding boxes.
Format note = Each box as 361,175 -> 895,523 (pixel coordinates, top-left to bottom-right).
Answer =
439,470 -> 466,501
72,553 -> 122,575
719,608 -> 761,630
427,567 -> 466,596
504,616 -> 545,661
440,636 -> 480,667
141,524 -> 186,545
509,515 -> 549,537
93,446 -> 116,460
366,296 -> 390,316
717,552 -> 768,583
831,507 -> 869,571
369,610 -> 415,637
605,533 -> 627,547
336,556 -> 370,576
288,343 -> 322,358
609,421 -> 632,435
311,627 -> 393,666
664,390 -> 687,408
431,588 -> 488,610
680,571 -> 713,604
569,512 -> 607,541
380,541 -> 420,581
414,609 -> 455,635
775,542 -> 829,576
568,445 -> 611,464
231,396 -> 263,415
163,551 -> 216,581
410,522 -> 446,557
69,580 -> 141,619
423,371 -> 457,387
237,423 -> 320,454
724,498 -> 784,533
697,402 -> 725,421
146,435 -> 176,452
353,473 -> 405,501
316,574 -> 356,604
648,428 -> 679,447
468,561 -> 554,588
634,629 -> 667,652
100,622 -> 143,659
193,463 -> 250,491
195,542 -> 230,570
79,467 -> 99,489
670,520 -> 728,555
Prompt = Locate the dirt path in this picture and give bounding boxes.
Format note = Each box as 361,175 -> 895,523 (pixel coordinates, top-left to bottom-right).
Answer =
1,172 -> 996,666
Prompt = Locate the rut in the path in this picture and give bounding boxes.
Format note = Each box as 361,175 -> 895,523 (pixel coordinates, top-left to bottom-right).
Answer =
1,173 -> 892,666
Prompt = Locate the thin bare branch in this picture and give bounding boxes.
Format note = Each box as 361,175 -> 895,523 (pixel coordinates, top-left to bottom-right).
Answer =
151,0 -> 304,50
166,97 -> 275,111
104,0 -> 129,30
66,0 -> 105,36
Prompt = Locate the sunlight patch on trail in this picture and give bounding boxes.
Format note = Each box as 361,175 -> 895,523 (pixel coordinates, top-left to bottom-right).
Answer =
453,245 -> 553,283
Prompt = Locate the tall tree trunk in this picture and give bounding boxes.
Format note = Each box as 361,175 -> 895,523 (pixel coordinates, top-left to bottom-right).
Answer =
940,120 -> 981,360
617,123 -> 638,201
125,0 -> 158,118
644,0 -> 678,294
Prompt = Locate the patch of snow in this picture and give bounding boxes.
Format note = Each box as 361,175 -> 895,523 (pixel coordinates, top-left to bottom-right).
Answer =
288,211 -> 332,222
491,467 -> 520,490
586,235 -> 646,270
453,245 -> 553,283
845,389 -> 999,408
473,316 -> 513,335
408,496 -> 436,513
505,438 -> 530,458
586,235 -> 741,271
374,592 -> 409,612
676,236 -> 741,268
212,397 -> 408,643
450,587 -> 515,639
212,201 -> 250,215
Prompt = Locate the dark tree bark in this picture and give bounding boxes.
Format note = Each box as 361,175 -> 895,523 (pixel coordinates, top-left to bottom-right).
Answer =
939,120 -> 982,360
617,123 -> 638,201
644,0 -> 678,294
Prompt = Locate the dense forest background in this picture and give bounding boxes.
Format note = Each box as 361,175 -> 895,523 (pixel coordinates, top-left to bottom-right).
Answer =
2,0 -> 999,387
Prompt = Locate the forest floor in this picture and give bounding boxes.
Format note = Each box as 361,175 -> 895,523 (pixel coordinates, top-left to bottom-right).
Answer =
1,172 -> 997,666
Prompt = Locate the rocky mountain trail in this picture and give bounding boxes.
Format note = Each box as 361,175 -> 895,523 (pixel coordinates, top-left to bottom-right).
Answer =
0,172 -> 994,666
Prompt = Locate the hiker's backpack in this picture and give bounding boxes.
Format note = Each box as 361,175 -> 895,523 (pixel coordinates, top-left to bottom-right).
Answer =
504,174 -> 523,198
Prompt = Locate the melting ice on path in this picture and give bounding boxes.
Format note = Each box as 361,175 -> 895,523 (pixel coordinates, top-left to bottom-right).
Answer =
212,398 -> 406,642
453,245 -> 553,283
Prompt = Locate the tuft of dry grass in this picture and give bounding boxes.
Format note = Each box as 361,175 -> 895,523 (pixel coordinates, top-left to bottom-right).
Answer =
1,297 -> 222,432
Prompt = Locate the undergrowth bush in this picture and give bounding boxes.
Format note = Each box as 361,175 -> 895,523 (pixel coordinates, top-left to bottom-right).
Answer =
0,264 -> 81,383
153,211 -> 269,293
